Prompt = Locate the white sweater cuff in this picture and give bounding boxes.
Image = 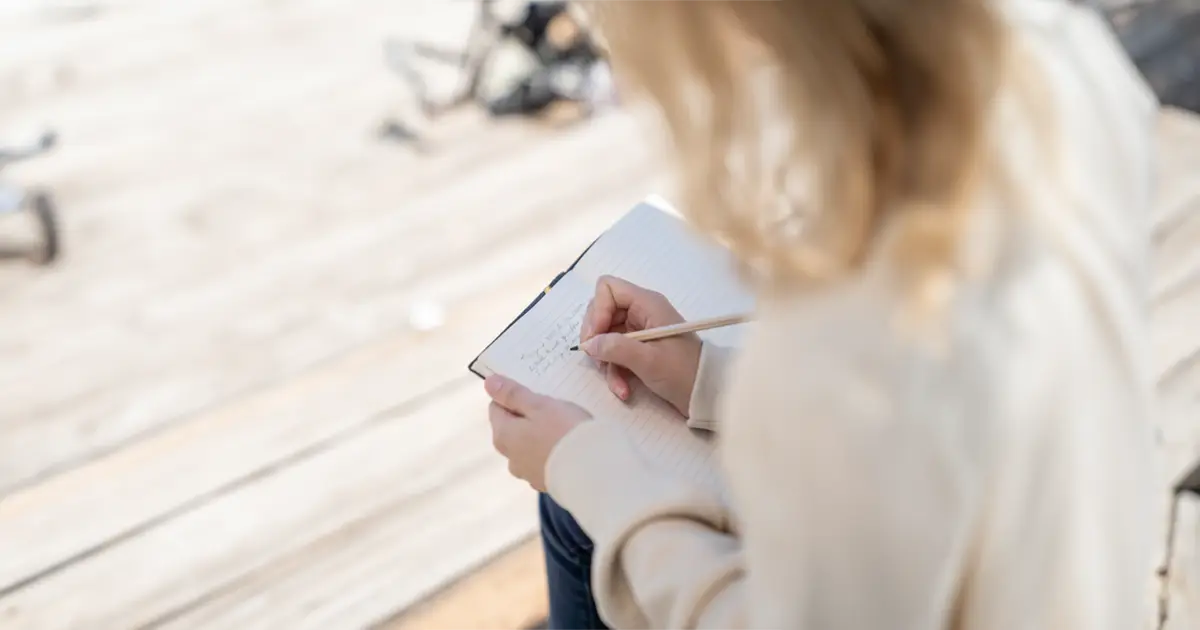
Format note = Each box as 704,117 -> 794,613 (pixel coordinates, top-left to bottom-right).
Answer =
686,343 -> 735,433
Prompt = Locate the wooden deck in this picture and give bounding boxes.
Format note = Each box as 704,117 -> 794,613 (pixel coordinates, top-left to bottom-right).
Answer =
1150,109 -> 1200,630
0,2 -> 657,628
0,2 -> 1196,629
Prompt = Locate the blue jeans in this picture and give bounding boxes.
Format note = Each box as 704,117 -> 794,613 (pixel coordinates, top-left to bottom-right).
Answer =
539,493 -> 610,629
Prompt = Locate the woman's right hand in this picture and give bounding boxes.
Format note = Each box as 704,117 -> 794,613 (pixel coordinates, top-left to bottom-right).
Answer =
579,276 -> 702,417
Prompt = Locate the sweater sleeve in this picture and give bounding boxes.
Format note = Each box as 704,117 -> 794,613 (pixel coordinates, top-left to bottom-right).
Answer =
544,419 -> 746,628
545,324 -> 987,629
684,342 -> 736,433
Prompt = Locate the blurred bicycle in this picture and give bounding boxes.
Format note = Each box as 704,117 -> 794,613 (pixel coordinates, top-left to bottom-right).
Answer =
0,130 -> 61,265
379,1 -> 614,145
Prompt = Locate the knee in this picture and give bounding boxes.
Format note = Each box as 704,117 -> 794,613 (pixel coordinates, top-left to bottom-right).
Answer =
539,492 -> 593,557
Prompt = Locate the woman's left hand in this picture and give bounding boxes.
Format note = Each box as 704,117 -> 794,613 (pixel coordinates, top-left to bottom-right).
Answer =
485,374 -> 591,492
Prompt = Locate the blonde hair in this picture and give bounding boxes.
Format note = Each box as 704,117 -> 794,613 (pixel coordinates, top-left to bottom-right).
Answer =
587,0 -> 1008,292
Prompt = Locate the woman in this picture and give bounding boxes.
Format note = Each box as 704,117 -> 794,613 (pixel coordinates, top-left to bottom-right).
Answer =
484,0 -> 1161,628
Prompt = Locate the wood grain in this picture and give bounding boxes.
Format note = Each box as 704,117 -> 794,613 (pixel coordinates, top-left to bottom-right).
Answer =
380,537 -> 548,630
0,176 -> 653,597
0,382 -> 526,630
0,110 -> 652,494
0,1 -> 659,626
1152,109 -> 1200,630
0,0 -> 657,495
152,458 -> 540,630
0,264 -> 535,591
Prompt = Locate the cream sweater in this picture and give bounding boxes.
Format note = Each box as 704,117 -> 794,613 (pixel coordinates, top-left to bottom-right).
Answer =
544,1 -> 1163,628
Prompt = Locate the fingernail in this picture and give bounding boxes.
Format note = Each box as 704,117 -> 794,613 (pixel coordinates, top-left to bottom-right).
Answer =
616,384 -> 629,400
581,338 -> 599,355
484,375 -> 505,396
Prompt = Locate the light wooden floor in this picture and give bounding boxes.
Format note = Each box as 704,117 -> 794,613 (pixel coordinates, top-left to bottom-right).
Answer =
0,2 -> 659,628
1150,110 -> 1200,630
0,2 -> 1196,629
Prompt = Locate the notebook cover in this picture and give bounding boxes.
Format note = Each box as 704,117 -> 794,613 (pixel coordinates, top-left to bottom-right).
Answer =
467,235 -> 600,379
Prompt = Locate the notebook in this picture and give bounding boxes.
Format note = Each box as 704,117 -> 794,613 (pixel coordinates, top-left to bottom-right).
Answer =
469,196 -> 754,494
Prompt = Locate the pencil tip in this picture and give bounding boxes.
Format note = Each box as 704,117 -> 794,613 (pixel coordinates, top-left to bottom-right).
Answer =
568,345 -> 579,352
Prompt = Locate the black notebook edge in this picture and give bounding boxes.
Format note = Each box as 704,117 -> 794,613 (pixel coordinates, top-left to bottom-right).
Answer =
467,235 -> 601,380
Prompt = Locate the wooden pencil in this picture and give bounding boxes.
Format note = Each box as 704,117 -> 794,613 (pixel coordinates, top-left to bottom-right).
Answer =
568,313 -> 751,351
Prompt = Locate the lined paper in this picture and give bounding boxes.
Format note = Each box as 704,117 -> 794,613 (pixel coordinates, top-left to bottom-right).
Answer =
475,201 -> 752,497
572,202 -> 753,345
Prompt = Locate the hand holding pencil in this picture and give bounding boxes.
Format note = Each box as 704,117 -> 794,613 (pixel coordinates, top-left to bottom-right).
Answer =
575,276 -> 747,416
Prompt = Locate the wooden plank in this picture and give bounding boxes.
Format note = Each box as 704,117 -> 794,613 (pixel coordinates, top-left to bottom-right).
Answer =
1,0 -> 655,492
154,464 -> 540,630
0,181 -> 650,596
1153,111 -> 1200,393
1,2 -> 663,614
0,266 -> 534,594
379,537 -> 548,630
0,381 -> 530,630
0,0 -> 474,122
1152,109 -> 1200,630
0,109 -> 655,493
1161,495 -> 1199,630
